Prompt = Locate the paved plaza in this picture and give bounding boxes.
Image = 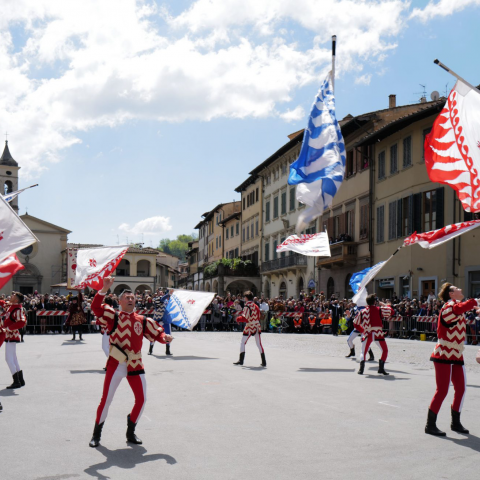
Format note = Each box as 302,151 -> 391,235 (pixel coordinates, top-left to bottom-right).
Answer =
2,332 -> 480,480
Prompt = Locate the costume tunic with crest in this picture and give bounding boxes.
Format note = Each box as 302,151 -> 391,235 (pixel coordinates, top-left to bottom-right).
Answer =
236,301 -> 262,336
430,298 -> 480,365
0,302 -> 26,345
92,292 -> 167,373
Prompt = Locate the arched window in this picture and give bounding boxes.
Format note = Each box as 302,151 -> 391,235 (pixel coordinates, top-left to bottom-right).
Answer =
4,181 -> 13,195
345,274 -> 354,299
279,281 -> 287,297
298,276 -> 304,297
137,260 -> 150,277
327,277 -> 335,299
117,259 -> 130,276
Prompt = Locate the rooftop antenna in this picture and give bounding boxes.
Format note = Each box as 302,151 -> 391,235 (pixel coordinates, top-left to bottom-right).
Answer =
444,83 -> 449,97
4,132 -> 8,141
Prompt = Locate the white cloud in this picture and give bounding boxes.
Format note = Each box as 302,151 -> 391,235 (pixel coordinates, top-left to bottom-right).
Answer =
119,216 -> 172,235
279,105 -> 305,122
411,0 -> 480,21
355,74 -> 372,86
0,0 -> 477,177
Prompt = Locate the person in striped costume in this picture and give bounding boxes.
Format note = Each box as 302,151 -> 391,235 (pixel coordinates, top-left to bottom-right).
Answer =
88,277 -> 173,448
346,306 -> 375,362
0,292 -> 27,390
148,289 -> 173,356
233,290 -> 266,367
425,283 -> 480,436
354,294 -> 394,376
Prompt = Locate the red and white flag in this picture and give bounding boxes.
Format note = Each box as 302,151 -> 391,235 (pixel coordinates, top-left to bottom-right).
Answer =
73,246 -> 129,290
276,232 -> 331,257
0,254 -> 24,289
403,220 -> 480,249
0,194 -> 38,263
425,80 -> 480,212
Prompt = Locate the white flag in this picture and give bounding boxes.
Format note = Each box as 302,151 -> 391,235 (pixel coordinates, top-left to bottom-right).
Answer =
74,246 -> 128,290
276,233 -> 331,257
0,194 -> 38,263
351,258 -> 391,306
163,290 -> 215,330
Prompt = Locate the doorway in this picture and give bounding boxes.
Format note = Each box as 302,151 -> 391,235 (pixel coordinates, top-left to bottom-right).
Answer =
421,280 -> 436,299
19,286 -> 33,295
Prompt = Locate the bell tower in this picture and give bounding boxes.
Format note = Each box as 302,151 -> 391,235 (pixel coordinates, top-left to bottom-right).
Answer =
0,140 -> 20,213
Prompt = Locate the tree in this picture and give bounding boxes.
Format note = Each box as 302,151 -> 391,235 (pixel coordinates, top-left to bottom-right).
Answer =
158,233 -> 197,261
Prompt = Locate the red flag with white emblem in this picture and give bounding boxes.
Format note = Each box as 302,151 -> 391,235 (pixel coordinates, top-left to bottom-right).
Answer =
73,246 -> 129,290
424,80 -> 480,213
403,219 -> 480,249
0,253 -> 24,289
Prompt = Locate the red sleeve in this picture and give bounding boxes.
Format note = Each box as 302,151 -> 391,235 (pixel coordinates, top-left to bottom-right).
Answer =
443,299 -> 479,321
6,308 -> 26,330
143,317 -> 167,344
236,305 -> 251,323
91,294 -> 116,330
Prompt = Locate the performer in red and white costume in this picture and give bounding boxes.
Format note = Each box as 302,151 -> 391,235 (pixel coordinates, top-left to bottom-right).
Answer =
425,283 -> 480,436
354,294 -> 394,376
88,277 -> 173,448
233,291 -> 266,367
0,292 -> 27,389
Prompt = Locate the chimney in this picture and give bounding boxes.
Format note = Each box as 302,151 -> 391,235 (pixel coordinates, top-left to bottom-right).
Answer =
389,94 -> 396,109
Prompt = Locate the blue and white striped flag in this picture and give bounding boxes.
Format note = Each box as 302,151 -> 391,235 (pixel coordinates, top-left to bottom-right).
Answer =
350,259 -> 391,306
163,290 -> 215,330
288,71 -> 345,232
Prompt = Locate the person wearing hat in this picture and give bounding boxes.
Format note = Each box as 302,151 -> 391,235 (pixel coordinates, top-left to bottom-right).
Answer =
65,293 -> 87,341
0,292 -> 27,389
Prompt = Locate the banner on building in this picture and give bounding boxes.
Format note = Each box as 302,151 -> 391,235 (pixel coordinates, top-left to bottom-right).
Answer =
276,233 -> 331,257
163,290 -> 215,330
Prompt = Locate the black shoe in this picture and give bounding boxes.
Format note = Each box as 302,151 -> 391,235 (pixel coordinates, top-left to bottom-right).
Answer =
18,370 -> 25,387
261,353 -> 267,367
346,347 -> 355,358
378,360 -> 389,376
357,360 -> 365,375
234,352 -> 245,365
0,402 -> 2,411
166,344 -> 172,356
368,350 -> 375,362
6,372 -> 21,389
89,422 -> 105,447
451,407 -> 469,434
425,409 -> 446,436
148,344 -> 153,355
126,414 -> 142,444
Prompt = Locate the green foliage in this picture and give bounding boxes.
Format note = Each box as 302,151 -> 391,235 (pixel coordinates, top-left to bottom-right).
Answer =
158,233 -> 198,261
203,258 -> 257,278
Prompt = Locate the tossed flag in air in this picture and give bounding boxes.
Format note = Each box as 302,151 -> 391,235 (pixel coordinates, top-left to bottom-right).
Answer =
288,71 -> 346,232
404,219 -> 480,249
425,80 -> 480,212
73,246 -> 129,290
0,194 -> 38,263
3,184 -> 38,203
163,290 -> 215,330
0,254 -> 24,289
350,260 -> 391,306
276,233 -> 331,257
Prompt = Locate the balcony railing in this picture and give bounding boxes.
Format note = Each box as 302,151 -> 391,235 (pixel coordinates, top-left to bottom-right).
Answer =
261,253 -> 307,273
317,241 -> 358,268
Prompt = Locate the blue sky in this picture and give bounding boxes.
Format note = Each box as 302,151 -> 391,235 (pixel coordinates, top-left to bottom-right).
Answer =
1,0 -> 479,247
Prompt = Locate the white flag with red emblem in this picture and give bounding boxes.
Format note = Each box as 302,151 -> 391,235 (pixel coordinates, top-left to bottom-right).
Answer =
74,246 -> 129,290
0,194 -> 38,263
276,233 -> 331,257
0,254 -> 24,289
425,80 -> 480,212
403,220 -> 480,249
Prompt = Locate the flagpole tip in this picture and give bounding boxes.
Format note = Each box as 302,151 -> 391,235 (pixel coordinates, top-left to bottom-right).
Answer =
434,59 -> 439,64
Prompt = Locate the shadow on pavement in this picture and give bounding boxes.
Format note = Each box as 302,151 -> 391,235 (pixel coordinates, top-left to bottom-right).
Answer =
61,342 -> 85,346
70,370 -> 105,375
84,445 -> 176,480
365,375 -> 410,381
150,355 -> 218,361
241,366 -> 266,371
467,384 -> 480,389
0,389 -> 19,397
298,368 -> 354,373
440,433 -> 480,453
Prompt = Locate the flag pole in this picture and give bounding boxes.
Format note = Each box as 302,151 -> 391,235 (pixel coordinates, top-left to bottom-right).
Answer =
434,59 -> 480,93
332,35 -> 337,92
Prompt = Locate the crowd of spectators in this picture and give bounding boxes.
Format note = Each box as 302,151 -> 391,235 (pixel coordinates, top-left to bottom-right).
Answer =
2,287 -> 479,344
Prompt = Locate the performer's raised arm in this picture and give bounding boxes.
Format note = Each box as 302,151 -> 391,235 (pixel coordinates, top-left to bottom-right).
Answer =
91,277 -> 116,331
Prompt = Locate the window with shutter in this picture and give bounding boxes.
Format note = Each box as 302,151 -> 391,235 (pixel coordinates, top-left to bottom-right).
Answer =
265,243 -> 269,262
396,199 -> 403,238
403,136 -> 412,168
346,150 -> 354,177
273,197 -> 279,218
243,198 -> 246,210
290,187 -> 295,211
281,192 -> 287,214
226,229 -> 229,239
436,187 -> 445,228
236,222 -> 239,235
360,204 -> 369,239
376,206 -> 385,243
378,151 -> 386,179
265,201 -> 270,222
256,188 -> 259,202
388,201 -> 397,240
327,217 -> 334,240
390,144 -> 398,174
256,220 -> 259,236
243,228 -> 245,241
273,240 -> 278,259
246,226 -> 249,240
